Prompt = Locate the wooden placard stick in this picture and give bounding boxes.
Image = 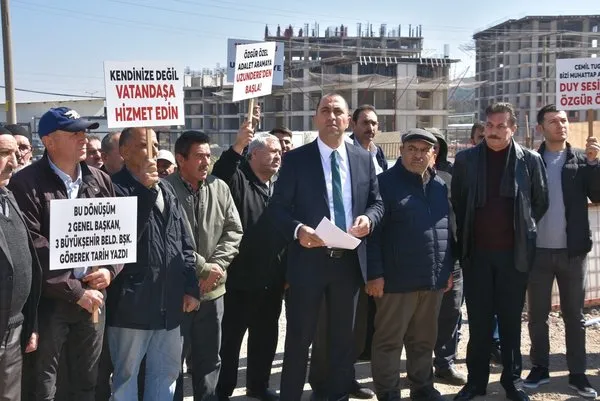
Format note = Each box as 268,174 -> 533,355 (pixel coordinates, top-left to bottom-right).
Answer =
91,266 -> 100,324
248,98 -> 255,127
588,109 -> 595,139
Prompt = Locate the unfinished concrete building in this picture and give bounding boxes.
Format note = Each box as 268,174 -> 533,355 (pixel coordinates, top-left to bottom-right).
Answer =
184,23 -> 459,146
474,15 -> 600,131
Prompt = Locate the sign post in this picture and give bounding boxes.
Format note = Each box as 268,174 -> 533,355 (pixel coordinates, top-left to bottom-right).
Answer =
556,57 -> 600,138
232,42 -> 277,127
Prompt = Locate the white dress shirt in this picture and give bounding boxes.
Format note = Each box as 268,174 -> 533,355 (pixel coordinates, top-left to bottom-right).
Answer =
351,136 -> 383,175
48,157 -> 87,278
317,137 -> 353,231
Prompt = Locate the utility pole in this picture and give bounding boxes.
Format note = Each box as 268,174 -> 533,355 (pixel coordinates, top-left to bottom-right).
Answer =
1,0 -> 16,123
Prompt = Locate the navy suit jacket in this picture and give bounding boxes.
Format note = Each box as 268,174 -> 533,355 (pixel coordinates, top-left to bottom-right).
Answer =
268,139 -> 384,285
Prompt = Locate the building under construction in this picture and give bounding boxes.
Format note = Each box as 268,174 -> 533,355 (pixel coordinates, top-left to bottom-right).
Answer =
184,23 -> 459,146
474,15 -> 600,132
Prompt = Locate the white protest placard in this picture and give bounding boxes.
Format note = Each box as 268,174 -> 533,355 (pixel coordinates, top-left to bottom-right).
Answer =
104,61 -> 185,128
556,57 -> 600,110
232,42 -> 277,102
227,38 -> 284,85
49,197 -> 137,270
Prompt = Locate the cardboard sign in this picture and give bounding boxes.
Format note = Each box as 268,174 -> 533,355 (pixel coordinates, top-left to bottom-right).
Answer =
104,61 -> 185,128
227,38 -> 284,85
49,197 -> 137,270
556,57 -> 600,110
232,42 -> 277,102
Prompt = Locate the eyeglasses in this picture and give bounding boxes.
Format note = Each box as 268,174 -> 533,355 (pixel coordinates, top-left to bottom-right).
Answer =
18,145 -> 32,153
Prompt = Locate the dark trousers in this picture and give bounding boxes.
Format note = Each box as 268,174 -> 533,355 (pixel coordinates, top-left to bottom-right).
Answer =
463,250 -> 527,392
95,327 -> 112,401
175,296 -> 224,401
217,287 -> 283,396
309,286 -> 372,394
0,324 -> 22,401
371,291 -> 444,398
434,268 -> 463,371
280,254 -> 361,401
34,301 -> 104,401
527,249 -> 587,374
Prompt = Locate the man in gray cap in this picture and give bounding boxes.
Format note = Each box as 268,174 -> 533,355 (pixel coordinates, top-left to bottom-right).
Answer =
367,128 -> 453,401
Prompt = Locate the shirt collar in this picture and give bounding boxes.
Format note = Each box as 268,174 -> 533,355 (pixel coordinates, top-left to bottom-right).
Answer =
179,173 -> 203,194
48,156 -> 82,186
317,136 -> 348,163
351,134 -> 377,155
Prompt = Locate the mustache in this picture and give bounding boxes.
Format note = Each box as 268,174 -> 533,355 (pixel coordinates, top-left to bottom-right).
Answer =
487,135 -> 502,140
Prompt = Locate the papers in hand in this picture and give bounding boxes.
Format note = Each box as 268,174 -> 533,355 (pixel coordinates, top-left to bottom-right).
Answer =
314,217 -> 361,250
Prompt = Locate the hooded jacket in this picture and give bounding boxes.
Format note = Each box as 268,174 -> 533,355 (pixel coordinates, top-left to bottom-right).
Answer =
428,128 -> 453,173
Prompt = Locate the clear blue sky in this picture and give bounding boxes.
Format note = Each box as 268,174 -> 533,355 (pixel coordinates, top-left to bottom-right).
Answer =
1,0 -> 599,102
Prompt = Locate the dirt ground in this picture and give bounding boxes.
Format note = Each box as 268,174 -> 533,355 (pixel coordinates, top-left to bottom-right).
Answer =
182,307 -> 600,400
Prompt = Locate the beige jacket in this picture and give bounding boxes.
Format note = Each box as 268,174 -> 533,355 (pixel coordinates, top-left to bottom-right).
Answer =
165,173 -> 243,301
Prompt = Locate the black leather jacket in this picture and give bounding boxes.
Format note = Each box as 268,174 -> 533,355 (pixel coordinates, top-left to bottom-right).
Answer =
451,140 -> 549,272
537,142 -> 600,256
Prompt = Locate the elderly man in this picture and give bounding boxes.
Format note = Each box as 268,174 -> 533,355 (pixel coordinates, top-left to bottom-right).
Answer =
367,129 -> 452,401
213,125 -> 286,401
107,127 -> 200,401
8,107 -> 121,401
157,149 -> 177,178
4,124 -> 33,171
269,93 -> 383,401
168,130 -> 243,401
100,131 -> 124,175
452,103 -> 548,401
0,127 -> 42,401
85,135 -> 103,169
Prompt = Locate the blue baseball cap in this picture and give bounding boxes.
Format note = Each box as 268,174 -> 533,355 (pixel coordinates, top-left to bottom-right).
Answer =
38,107 -> 100,138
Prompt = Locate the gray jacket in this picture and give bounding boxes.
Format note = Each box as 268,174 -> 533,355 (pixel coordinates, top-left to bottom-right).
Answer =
166,173 -> 243,301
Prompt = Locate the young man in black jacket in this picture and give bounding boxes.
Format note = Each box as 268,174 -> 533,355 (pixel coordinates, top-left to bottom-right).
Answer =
523,104 -> 600,398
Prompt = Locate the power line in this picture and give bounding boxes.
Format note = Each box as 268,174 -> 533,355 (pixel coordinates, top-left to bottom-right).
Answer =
13,0 -> 227,39
0,85 -> 105,99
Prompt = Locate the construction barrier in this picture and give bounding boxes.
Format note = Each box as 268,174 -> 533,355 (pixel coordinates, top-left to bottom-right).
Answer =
552,204 -> 600,308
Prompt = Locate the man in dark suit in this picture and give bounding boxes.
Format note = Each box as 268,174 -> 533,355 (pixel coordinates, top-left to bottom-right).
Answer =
310,103 -> 386,400
269,93 -> 384,401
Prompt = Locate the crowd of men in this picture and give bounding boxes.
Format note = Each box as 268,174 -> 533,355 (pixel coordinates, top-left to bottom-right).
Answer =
0,94 -> 599,401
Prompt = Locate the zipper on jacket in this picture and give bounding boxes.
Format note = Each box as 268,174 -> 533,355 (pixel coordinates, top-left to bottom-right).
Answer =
423,181 -> 442,288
